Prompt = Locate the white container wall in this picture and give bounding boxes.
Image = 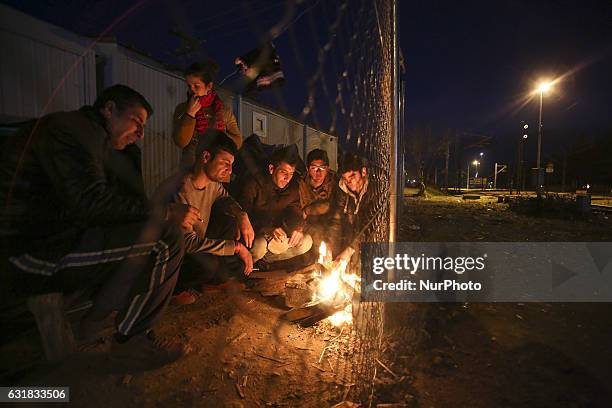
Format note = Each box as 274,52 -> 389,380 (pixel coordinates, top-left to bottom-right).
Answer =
0,4 -> 95,122
239,99 -> 337,170
95,42 -> 185,196
0,3 -> 338,191
306,127 -> 338,170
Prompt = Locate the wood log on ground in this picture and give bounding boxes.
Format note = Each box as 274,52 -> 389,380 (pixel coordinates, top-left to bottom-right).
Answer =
248,263 -> 319,280
283,300 -> 345,327
251,279 -> 287,293
248,269 -> 288,279
284,274 -> 317,308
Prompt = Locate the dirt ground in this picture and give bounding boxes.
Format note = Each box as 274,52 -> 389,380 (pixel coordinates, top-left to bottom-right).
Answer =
2,194 -> 612,407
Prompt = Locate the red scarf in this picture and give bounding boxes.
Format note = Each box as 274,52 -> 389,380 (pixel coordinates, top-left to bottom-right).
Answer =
194,91 -> 225,133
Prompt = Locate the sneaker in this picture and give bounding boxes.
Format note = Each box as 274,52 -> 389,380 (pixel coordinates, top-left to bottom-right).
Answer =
109,330 -> 191,369
170,290 -> 198,306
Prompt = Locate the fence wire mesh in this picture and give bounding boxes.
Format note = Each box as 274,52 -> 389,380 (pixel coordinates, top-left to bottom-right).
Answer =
282,0 -> 395,400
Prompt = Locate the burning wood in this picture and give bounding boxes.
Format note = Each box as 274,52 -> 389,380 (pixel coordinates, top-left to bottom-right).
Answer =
283,241 -> 361,327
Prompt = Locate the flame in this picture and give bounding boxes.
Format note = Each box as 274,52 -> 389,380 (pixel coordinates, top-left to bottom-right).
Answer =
318,268 -> 341,300
318,241 -> 327,264
312,243 -> 360,327
328,307 -> 352,326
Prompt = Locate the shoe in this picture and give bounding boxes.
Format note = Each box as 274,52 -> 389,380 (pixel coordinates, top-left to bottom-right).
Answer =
109,330 -> 191,369
170,290 -> 198,306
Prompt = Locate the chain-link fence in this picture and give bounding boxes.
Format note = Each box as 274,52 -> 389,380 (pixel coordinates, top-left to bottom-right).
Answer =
284,0 -> 398,400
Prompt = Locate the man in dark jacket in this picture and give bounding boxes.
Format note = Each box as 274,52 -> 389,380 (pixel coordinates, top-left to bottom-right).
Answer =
328,154 -> 375,262
0,85 -> 188,365
237,146 -> 312,264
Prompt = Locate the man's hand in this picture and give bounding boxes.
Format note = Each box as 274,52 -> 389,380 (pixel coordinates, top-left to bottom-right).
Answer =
235,242 -> 254,276
239,212 -> 255,248
335,246 -> 355,262
272,227 -> 287,242
288,230 -> 304,248
186,94 -> 202,117
167,203 -> 201,231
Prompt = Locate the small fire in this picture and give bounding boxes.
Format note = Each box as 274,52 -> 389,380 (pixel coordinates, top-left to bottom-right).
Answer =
317,241 -> 331,265
314,242 -> 361,327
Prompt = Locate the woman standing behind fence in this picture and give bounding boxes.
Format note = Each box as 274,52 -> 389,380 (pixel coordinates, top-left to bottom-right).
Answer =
172,60 -> 242,169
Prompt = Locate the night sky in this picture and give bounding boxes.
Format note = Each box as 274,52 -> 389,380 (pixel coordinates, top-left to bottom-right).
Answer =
2,0 -> 612,163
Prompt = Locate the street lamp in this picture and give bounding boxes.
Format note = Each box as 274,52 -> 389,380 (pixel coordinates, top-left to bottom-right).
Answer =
467,160 -> 479,189
536,80 -> 553,197
478,153 -> 484,188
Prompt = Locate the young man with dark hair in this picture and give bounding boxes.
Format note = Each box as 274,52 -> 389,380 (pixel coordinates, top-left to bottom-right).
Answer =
237,146 -> 312,266
156,129 -> 254,290
0,84 -> 189,366
298,148 -> 338,247
328,154 -> 375,262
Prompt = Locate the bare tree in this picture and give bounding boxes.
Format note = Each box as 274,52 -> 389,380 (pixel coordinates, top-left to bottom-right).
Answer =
404,127 -> 451,189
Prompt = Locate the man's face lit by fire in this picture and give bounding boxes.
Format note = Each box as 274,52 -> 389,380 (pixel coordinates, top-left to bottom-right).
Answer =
308,159 -> 329,188
202,149 -> 234,182
341,167 -> 366,194
101,102 -> 147,151
269,161 -> 296,189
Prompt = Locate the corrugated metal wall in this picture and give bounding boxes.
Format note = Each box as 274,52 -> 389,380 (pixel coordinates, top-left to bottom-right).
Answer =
0,2 -> 338,193
306,128 -> 338,170
118,58 -> 184,196
241,100 -> 338,170
0,4 -> 95,122
96,44 -> 185,196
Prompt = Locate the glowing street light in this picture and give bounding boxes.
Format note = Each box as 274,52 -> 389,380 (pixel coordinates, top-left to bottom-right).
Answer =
535,80 -> 553,197
537,81 -> 552,93
467,160 -> 480,189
